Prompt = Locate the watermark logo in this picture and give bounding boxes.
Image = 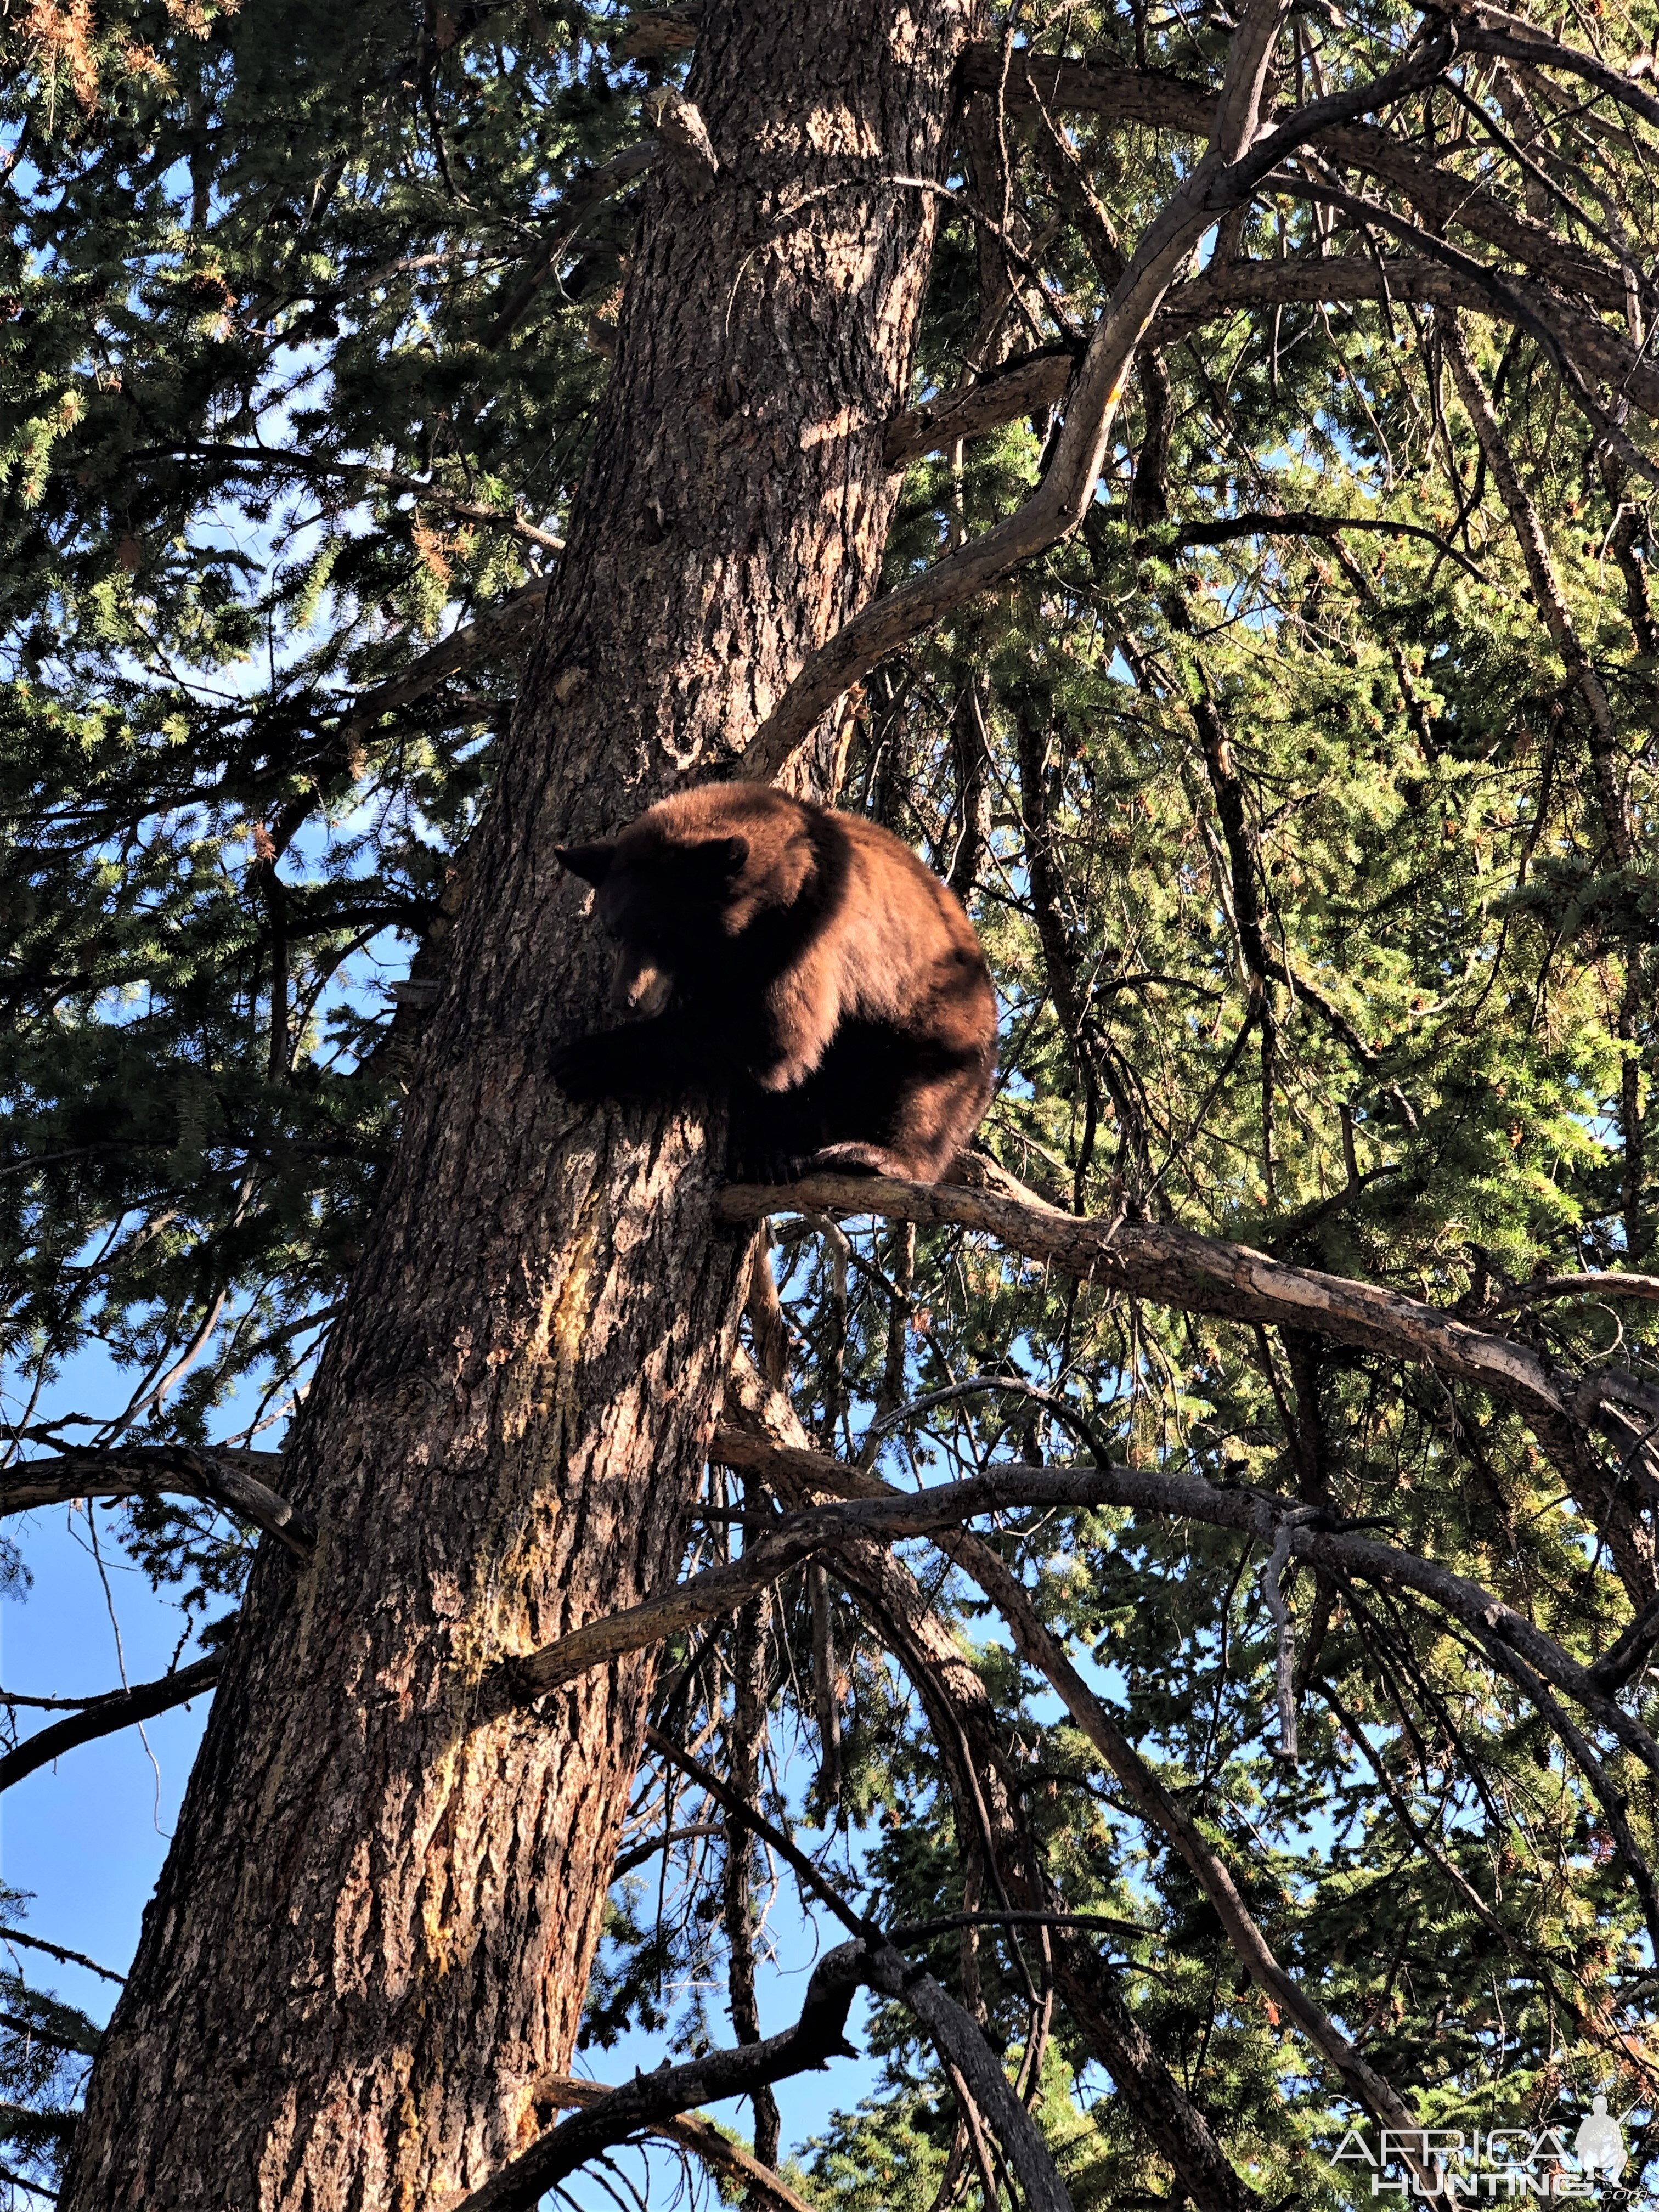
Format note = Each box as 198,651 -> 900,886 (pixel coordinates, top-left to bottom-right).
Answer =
1327,2109 -> 1647,2200
1576,2100 -> 1626,2183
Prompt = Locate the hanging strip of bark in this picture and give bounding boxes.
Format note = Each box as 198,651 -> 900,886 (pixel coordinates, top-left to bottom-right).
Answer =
744,1226 -> 791,1392
722,1525 -> 780,2169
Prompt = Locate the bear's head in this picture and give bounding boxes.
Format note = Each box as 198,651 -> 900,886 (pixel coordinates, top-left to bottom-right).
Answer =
556,822 -> 750,1015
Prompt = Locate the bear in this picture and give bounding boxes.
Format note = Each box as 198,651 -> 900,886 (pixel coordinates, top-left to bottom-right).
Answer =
549,785 -> 997,1184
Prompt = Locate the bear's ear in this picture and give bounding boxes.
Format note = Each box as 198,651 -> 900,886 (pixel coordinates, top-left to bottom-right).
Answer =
555,840 -> 616,886
686,834 -> 749,880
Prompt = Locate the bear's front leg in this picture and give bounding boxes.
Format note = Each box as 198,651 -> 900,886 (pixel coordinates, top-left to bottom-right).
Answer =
548,1017 -> 706,1104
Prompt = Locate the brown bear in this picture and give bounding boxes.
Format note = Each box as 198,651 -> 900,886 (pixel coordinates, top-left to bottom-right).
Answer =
550,786 -> 997,1184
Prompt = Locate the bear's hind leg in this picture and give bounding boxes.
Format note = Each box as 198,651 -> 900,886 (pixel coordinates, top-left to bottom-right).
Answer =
806,1140 -> 908,1178
842,1051 -> 994,1184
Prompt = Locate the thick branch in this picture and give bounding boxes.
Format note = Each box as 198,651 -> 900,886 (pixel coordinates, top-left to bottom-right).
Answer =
520,1431 -> 1659,1780
883,241 -> 1659,467
3,1447 -> 313,1560
444,1944 -> 869,2212
828,1437 -> 1659,1760
0,1656 -> 223,1795
966,47 -> 1629,310
448,1933 -> 1073,2212
1454,11 -> 1659,138
714,1172 -> 1579,1452
520,2076 -> 816,2212
1485,1272 -> 1659,1312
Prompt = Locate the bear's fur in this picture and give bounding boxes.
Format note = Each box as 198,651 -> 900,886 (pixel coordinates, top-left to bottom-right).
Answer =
550,786 -> 997,1183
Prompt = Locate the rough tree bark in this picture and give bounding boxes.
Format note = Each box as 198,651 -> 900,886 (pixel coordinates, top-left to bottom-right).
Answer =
61,5 -> 970,2204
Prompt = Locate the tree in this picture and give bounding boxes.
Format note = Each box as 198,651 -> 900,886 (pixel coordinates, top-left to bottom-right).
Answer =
3,0 -> 1656,2205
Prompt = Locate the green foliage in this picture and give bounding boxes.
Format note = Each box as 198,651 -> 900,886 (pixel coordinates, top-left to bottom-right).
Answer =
4,0 -> 1657,2203
0,1896 -> 101,2203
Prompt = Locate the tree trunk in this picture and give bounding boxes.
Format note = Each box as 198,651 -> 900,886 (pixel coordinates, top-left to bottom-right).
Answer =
63,7 -> 969,2204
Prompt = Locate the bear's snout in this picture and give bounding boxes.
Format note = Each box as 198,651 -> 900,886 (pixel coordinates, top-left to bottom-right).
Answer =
610,946 -> 674,1018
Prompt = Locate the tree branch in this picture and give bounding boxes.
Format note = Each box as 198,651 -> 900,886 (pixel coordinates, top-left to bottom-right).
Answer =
124,445 -> 566,552
717,1353 -> 1323,2208
1453,9 -> 1659,138
3,1447 -> 313,1560
518,2076 -> 817,2212
328,576 -> 554,753
0,1656 -> 223,1795
966,46 -> 1631,311
1485,1272 -> 1659,1313
443,1944 -> 871,2212
518,1429 -> 1659,1785
447,1933 -> 1074,2212
0,1930 -> 125,1986
713,1171 -> 1582,1461
641,1726 -> 874,1941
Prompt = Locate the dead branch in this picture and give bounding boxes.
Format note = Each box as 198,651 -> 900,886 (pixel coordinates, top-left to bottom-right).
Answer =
443,1943 -> 870,2212
518,2078 -> 816,2212
720,1353 -> 1282,2211
517,1426 -> 1659,1781
448,1936 -> 1073,2212
3,1447 -> 313,1561
0,1656 -> 223,1795
714,1171 -> 1584,1462
1483,1272 -> 1659,1312
0,1931 -> 125,1985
